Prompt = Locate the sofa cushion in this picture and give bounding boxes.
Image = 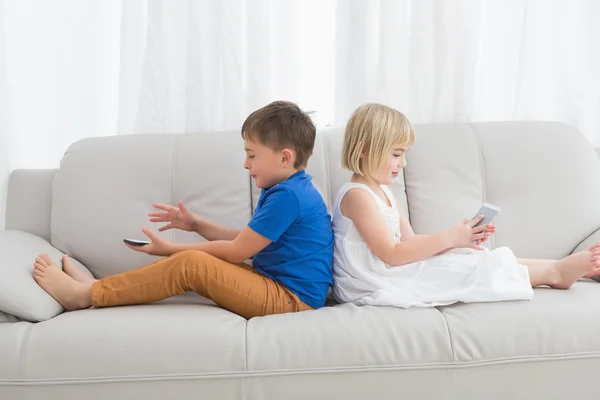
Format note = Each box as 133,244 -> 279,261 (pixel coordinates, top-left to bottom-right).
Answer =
0,230 -> 93,322
247,303 -> 453,371
17,303 -> 246,380
439,279 -> 600,361
0,311 -> 19,323
404,122 -> 600,258
0,321 -> 31,381
244,282 -> 600,400
2,282 -> 600,399
51,133 -> 252,279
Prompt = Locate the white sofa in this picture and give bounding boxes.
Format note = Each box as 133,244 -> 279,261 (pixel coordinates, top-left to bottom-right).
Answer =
2,121 -> 600,399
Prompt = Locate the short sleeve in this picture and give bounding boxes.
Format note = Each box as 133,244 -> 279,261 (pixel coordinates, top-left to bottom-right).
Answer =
248,188 -> 300,242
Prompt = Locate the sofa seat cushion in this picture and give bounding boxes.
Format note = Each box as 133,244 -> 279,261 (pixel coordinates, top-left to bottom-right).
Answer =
248,280 -> 600,371
14,303 -> 246,381
2,281 -> 600,400
247,304 -> 453,371
440,279 -> 600,362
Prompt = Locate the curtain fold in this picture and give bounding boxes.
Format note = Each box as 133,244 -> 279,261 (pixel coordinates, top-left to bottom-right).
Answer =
118,0 -> 312,134
334,0 -> 600,141
2,0 -> 600,230
0,0 -> 10,229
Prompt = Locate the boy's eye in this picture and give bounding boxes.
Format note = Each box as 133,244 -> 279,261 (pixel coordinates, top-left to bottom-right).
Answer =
248,155 -> 255,159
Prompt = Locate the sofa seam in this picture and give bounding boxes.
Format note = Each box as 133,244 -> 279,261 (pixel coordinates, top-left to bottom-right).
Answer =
4,351 -> 600,384
402,168 -> 411,224
48,169 -> 57,243
322,134 -> 333,211
248,168 -> 254,218
244,322 -> 248,400
437,307 -> 455,361
16,324 -> 34,380
571,228 -> 600,255
467,123 -> 494,249
171,135 -> 180,244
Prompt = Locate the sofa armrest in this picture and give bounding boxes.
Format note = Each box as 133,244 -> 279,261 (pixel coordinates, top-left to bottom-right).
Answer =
5,169 -> 57,241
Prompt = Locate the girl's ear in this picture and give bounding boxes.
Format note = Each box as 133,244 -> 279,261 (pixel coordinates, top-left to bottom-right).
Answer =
359,142 -> 367,159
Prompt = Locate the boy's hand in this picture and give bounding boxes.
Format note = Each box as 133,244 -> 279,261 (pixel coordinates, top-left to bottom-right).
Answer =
124,228 -> 175,256
148,201 -> 198,232
447,216 -> 494,251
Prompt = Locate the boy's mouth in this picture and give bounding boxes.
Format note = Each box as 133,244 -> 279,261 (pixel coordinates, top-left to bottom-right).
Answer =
392,172 -> 399,177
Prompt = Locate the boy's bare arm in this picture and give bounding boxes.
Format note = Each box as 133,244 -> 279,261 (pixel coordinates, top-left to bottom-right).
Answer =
193,218 -> 240,241
150,202 -> 240,241
172,226 -> 270,264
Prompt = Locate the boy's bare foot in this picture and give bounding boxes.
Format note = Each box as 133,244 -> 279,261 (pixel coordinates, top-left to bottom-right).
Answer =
60,255 -> 97,284
33,254 -> 93,310
551,243 -> 600,289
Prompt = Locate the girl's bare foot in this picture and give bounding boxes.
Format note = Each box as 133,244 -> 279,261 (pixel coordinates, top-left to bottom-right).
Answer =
60,255 -> 97,284
551,244 -> 600,289
583,242 -> 600,278
33,254 -> 93,310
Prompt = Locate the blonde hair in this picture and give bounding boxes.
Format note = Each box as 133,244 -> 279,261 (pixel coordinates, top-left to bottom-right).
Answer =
342,103 -> 415,177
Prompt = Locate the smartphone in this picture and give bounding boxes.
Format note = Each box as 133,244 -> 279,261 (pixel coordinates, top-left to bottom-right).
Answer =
472,203 -> 501,228
123,238 -> 150,246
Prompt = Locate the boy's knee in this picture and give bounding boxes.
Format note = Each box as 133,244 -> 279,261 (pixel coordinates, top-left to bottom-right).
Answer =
171,249 -> 210,261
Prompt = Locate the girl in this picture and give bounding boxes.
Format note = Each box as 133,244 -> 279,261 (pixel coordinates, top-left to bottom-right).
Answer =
332,104 -> 600,308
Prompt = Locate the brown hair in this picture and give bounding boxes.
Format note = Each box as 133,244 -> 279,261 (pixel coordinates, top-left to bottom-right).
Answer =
241,101 -> 316,169
342,103 -> 415,176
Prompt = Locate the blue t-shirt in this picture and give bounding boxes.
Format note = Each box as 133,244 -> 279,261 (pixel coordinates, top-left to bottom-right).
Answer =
248,170 -> 334,309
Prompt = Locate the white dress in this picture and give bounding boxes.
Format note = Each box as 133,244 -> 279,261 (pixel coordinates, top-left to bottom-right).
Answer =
332,183 -> 534,308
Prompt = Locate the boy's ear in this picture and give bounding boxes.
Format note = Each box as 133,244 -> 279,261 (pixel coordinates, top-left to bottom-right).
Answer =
280,148 -> 295,167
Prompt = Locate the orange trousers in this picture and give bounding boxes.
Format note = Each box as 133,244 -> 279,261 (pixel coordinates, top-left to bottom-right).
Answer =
91,250 -> 312,319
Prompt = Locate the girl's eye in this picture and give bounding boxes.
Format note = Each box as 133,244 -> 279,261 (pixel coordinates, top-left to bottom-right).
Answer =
393,154 -> 401,158
248,156 -> 255,159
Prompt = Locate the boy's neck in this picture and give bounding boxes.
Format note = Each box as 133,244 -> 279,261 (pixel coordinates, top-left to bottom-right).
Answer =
270,168 -> 302,187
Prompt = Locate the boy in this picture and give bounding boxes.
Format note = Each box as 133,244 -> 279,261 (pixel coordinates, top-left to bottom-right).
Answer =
33,101 -> 334,319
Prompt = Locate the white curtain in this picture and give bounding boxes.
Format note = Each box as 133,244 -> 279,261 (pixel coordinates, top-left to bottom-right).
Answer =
0,0 -> 9,229
0,0 -> 121,229
334,0 -> 600,137
1,0 -> 600,229
118,0 -> 334,134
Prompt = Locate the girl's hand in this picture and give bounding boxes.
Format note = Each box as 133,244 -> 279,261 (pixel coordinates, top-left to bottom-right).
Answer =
148,201 -> 197,232
475,224 -> 497,246
124,228 -> 175,256
448,216 -> 494,250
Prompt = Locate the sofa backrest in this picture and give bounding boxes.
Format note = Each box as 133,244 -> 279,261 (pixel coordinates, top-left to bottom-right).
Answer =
403,122 -> 600,259
9,121 -> 600,277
